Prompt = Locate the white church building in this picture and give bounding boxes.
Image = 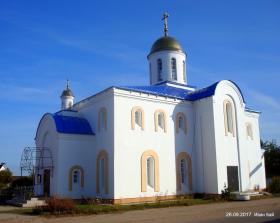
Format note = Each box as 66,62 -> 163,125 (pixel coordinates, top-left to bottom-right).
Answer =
34,14 -> 266,204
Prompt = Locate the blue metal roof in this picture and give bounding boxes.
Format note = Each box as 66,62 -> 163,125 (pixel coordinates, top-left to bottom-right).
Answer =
118,80 -> 245,102
118,81 -> 220,101
52,114 -> 95,135
187,82 -> 219,101
118,85 -> 192,100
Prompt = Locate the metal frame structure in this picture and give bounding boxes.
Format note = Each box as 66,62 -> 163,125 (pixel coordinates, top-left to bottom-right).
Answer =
20,147 -> 53,177
18,147 -> 53,198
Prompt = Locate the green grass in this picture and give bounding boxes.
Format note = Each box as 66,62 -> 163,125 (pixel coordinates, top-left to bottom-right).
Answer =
0,207 -> 34,215
0,194 -> 278,216
58,198 -> 220,215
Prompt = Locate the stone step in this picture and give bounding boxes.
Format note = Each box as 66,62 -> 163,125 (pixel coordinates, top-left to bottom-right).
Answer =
6,197 -> 46,208
23,199 -> 46,208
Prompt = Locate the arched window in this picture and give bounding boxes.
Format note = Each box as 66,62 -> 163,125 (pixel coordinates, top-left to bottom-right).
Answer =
246,123 -> 253,140
73,170 -> 80,184
158,113 -> 164,129
176,152 -> 192,192
157,59 -> 163,81
226,103 -> 233,133
131,106 -> 145,130
178,116 -> 184,130
154,109 -> 167,132
141,150 -> 160,192
96,150 -> 109,194
98,107 -> 107,131
135,110 -> 142,127
180,159 -> 187,184
183,60 -> 186,82
176,112 -> 187,134
223,100 -> 235,136
69,165 -> 84,191
99,158 -> 105,192
171,58 -> 177,80
147,156 -> 155,188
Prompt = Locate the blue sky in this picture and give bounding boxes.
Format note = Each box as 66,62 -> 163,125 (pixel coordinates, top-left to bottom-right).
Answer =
0,0 -> 279,175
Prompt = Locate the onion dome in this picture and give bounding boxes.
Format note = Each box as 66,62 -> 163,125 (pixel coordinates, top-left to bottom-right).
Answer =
61,80 -> 74,97
149,36 -> 184,55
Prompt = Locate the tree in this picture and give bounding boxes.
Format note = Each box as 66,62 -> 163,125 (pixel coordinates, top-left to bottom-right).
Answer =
0,169 -> 13,189
262,140 -> 280,178
10,176 -> 33,189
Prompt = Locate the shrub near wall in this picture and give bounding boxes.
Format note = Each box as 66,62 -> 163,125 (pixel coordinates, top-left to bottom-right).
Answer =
35,196 -> 75,214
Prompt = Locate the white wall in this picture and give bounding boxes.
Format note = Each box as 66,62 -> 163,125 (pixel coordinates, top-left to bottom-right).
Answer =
213,80 -> 265,193
35,114 -> 59,196
244,112 -> 266,190
113,88 -> 194,199
56,134 -> 94,199
193,97 -> 218,194
76,89 -> 115,199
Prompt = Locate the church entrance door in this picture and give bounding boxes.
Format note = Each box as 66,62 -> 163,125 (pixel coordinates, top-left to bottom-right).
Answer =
227,166 -> 239,191
43,169 -> 50,196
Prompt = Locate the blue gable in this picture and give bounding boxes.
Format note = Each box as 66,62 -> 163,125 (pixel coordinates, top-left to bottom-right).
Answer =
52,114 -> 95,135
187,82 -> 219,101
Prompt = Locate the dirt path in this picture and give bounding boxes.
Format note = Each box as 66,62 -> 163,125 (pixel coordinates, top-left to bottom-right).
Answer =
0,197 -> 279,223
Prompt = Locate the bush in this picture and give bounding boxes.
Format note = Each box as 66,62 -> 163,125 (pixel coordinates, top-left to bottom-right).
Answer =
0,188 -> 13,203
11,176 -> 33,189
35,196 -> 75,214
268,176 -> 280,194
0,169 -> 13,189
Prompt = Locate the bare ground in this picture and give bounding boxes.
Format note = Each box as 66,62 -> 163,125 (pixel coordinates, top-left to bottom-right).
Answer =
0,197 -> 279,223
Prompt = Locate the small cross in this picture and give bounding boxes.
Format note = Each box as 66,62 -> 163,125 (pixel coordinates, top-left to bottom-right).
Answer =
66,79 -> 70,89
162,12 -> 169,36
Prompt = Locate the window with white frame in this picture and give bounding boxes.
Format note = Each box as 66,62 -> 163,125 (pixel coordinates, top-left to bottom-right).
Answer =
178,116 -> 184,130
180,159 -> 187,184
135,110 -> 142,127
183,60 -> 186,82
225,102 -> 233,134
157,59 -> 163,81
158,112 -> 164,129
171,58 -> 177,80
246,123 -> 253,139
99,158 -> 105,192
147,156 -> 155,188
73,170 -> 80,184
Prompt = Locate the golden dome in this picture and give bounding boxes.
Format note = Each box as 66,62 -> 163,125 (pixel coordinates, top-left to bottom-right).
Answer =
149,36 -> 184,55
